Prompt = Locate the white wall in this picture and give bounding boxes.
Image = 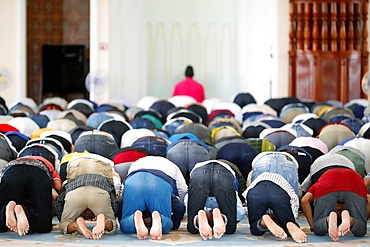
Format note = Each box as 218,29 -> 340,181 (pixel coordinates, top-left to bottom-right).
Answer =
238,0 -> 289,104
276,0 -> 290,100
89,0 -> 110,104
108,0 -> 147,107
146,0 -> 239,102
107,0 -> 283,105
0,0 -> 26,106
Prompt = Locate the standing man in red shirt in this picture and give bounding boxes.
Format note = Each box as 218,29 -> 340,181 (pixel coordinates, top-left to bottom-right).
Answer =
301,168 -> 368,242
172,65 -> 205,103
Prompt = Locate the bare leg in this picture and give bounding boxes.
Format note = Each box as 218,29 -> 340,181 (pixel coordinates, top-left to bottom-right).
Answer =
198,210 -> 212,240
92,214 -> 105,240
286,222 -> 307,243
150,211 -> 162,240
262,214 -> 287,239
14,205 -> 29,236
5,201 -> 17,232
76,217 -> 93,239
212,208 -> 225,239
338,210 -> 351,237
134,210 -> 148,240
328,211 -> 339,242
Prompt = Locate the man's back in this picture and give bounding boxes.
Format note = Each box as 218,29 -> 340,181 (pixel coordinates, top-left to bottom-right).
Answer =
172,77 -> 205,102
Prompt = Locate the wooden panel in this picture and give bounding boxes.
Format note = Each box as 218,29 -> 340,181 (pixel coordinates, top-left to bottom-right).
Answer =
289,0 -> 368,104
295,52 -> 314,100
292,51 -> 362,103
319,55 -> 340,101
347,51 -> 362,100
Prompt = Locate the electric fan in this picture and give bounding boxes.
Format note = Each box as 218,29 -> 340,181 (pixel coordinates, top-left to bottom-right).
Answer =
85,69 -> 109,102
362,71 -> 370,101
0,66 -> 11,91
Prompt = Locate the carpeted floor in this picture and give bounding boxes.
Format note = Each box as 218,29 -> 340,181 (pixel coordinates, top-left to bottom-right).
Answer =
0,215 -> 370,247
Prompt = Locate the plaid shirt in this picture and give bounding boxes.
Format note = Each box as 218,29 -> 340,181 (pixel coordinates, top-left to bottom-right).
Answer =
54,173 -> 117,221
244,138 -> 275,152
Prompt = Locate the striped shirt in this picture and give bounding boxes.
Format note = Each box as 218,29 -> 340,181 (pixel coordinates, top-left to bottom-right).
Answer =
243,172 -> 299,219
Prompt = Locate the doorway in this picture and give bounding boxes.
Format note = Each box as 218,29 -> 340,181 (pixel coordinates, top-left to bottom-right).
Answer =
26,0 -> 90,104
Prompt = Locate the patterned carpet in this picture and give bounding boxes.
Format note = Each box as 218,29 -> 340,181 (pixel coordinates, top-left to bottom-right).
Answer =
0,215 -> 370,247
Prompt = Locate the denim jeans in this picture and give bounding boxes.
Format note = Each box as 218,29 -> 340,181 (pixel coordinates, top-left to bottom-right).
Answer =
166,140 -> 209,177
187,162 -> 237,234
247,181 -> 297,236
18,144 -> 60,171
120,172 -> 173,234
251,152 -> 299,195
216,142 -> 259,180
74,132 -> 118,159
131,136 -> 168,157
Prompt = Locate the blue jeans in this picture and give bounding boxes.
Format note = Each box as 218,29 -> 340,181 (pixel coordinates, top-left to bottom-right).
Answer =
247,181 -> 297,236
18,144 -> 60,170
166,140 -> 209,177
74,132 -> 118,159
120,172 -> 173,234
131,136 -> 168,157
187,162 -> 237,234
313,191 -> 367,237
251,152 -> 299,195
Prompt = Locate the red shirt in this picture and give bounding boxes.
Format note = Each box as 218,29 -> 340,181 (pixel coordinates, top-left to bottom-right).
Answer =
172,77 -> 205,102
308,168 -> 368,199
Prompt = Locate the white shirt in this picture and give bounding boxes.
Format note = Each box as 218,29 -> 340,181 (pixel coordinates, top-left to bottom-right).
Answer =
128,156 -> 188,202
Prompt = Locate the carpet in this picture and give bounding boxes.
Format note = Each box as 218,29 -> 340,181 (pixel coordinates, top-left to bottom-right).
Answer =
0,215 -> 370,247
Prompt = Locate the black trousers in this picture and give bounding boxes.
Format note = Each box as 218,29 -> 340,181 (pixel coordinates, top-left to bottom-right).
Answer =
0,165 -> 53,233
187,162 -> 237,234
247,181 -> 297,236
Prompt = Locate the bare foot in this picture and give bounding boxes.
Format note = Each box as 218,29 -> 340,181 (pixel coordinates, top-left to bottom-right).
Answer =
5,201 -> 17,232
286,222 -> 307,243
213,208 -> 225,239
14,205 -> 29,236
76,217 -> 93,239
150,211 -> 162,240
198,210 -> 212,240
134,211 -> 148,240
92,214 -> 105,240
262,214 -> 287,239
328,211 -> 339,242
338,210 -> 351,237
